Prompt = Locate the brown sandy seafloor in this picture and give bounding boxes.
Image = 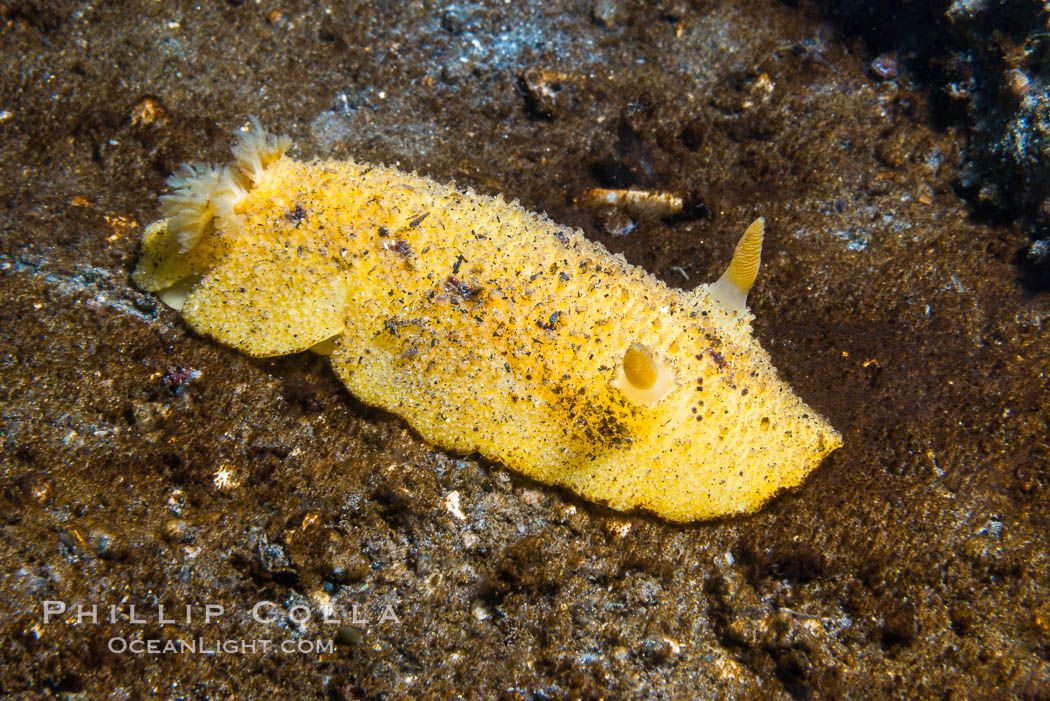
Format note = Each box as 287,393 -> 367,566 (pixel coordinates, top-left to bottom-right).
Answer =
1,0 -> 1048,698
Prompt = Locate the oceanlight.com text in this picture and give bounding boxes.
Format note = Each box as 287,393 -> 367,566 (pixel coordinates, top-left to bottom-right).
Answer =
106,637 -> 335,655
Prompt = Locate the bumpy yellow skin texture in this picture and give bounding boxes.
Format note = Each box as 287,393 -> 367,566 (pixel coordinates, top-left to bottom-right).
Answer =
136,156 -> 842,522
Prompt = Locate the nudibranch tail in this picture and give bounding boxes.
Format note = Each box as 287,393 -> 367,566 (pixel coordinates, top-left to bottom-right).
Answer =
709,217 -> 764,314
612,342 -> 676,405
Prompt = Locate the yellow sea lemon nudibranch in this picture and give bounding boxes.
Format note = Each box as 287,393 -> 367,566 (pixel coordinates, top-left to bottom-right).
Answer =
133,120 -> 843,522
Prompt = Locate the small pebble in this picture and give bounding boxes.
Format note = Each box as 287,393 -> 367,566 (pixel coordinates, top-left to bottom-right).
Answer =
325,547 -> 369,583
639,636 -> 673,664
85,523 -> 125,560
1005,68 -> 1032,98
591,0 -> 624,28
1028,239 -> 1049,262
444,490 -> 466,520
440,10 -> 464,35
15,471 -> 55,506
129,400 -> 165,432
162,518 -> 193,543
871,53 -> 899,80
600,209 -> 636,237
335,626 -> 364,646
130,95 -> 168,127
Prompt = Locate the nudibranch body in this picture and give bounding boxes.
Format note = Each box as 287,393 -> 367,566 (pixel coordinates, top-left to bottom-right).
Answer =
133,121 -> 841,522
